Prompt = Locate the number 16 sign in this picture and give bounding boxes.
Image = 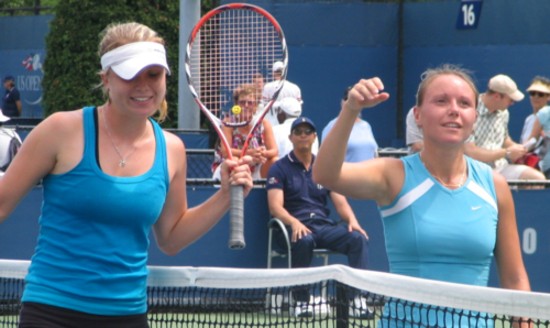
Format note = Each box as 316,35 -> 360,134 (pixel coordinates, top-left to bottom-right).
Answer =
456,0 -> 483,30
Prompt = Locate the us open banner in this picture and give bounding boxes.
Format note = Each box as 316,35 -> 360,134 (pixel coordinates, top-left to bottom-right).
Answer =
0,15 -> 51,119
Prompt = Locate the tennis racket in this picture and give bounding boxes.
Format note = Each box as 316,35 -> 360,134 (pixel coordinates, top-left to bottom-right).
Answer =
186,3 -> 288,249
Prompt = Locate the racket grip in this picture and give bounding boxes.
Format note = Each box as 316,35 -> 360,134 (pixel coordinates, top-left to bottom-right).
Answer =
228,185 -> 246,249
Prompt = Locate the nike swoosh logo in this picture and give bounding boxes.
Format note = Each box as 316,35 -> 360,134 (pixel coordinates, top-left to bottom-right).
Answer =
471,206 -> 482,211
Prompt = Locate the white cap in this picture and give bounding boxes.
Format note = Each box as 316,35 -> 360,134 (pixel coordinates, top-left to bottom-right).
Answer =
275,97 -> 302,117
488,74 -> 524,102
272,61 -> 285,72
0,109 -> 10,122
100,41 -> 171,80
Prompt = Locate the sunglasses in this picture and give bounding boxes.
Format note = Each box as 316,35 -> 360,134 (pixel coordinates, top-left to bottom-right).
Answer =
529,91 -> 549,98
238,100 -> 257,107
292,128 -> 315,136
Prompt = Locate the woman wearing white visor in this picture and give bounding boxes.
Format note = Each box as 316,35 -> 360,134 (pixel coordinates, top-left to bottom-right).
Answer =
1,22 -> 253,327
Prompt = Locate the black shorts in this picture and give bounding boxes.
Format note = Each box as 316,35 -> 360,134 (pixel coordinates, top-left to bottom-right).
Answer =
19,302 -> 149,328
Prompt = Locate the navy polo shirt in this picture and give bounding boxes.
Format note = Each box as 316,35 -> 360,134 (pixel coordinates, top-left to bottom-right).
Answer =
3,88 -> 21,117
266,151 -> 331,221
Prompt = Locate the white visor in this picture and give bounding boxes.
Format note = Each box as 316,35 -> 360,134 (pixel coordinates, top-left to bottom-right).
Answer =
100,41 -> 170,80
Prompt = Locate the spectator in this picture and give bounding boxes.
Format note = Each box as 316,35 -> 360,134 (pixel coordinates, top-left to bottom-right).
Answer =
262,61 -> 303,126
0,109 -> 22,174
313,66 -> 531,326
520,76 -> 550,144
526,79 -> 550,178
464,74 -> 545,180
2,75 -> 22,117
252,72 -> 265,104
212,84 -> 278,179
516,77 -> 550,170
1,22 -> 253,327
322,86 -> 379,162
272,97 -> 319,157
267,117 -> 371,319
405,106 -> 423,153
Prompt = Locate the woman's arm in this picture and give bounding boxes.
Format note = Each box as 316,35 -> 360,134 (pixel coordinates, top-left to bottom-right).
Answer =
493,172 -> 531,291
313,78 -> 399,205
0,111 -> 76,222
261,119 -> 278,159
527,118 -> 543,148
493,172 -> 532,327
153,133 -> 253,255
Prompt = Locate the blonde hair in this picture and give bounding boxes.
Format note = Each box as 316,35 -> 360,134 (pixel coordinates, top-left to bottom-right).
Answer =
416,64 -> 479,109
233,84 -> 257,104
98,22 -> 168,122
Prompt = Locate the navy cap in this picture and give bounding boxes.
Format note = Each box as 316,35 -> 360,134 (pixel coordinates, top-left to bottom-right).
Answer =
3,76 -> 14,83
291,116 -> 316,132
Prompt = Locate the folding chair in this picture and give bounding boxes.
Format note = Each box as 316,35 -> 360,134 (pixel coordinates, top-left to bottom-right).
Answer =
267,217 -> 335,269
266,217 -> 337,314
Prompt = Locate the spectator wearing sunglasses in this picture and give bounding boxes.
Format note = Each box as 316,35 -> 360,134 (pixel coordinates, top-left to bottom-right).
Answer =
212,84 -> 278,179
526,77 -> 550,178
272,97 -> 319,157
464,74 -> 545,181
520,77 -> 550,145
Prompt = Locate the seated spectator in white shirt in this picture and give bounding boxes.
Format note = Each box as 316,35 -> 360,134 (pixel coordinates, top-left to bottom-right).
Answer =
405,106 -> 423,153
262,61 -> 303,127
272,97 -> 318,157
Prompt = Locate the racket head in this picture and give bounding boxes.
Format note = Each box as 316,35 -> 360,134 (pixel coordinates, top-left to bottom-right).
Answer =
185,2 -> 288,137
186,3 -> 288,250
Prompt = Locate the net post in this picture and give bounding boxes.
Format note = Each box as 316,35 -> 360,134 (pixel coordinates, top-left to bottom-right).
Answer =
335,282 -> 349,328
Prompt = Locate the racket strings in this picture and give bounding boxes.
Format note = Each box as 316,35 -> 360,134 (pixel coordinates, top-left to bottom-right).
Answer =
188,7 -> 285,127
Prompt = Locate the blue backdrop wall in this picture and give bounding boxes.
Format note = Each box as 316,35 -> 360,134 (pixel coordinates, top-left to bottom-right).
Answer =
2,186 -> 550,293
2,0 -> 550,293
2,1 -> 550,145
401,0 -> 550,143
227,0 -> 550,146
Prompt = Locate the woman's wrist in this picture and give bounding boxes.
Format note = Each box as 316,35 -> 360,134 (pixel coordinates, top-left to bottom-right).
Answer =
503,148 -> 511,161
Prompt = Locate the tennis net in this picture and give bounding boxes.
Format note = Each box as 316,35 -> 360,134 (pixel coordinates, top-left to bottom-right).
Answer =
1,259 -> 550,327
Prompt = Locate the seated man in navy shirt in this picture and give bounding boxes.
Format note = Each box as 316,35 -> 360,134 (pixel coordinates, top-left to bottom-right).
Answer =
266,117 -> 371,318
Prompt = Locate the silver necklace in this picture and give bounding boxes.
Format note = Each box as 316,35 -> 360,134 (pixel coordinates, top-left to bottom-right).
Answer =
101,107 -> 144,168
421,154 -> 467,188
431,169 -> 467,188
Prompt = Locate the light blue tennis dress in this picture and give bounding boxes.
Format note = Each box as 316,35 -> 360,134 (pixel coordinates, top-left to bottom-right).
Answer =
378,153 -> 498,327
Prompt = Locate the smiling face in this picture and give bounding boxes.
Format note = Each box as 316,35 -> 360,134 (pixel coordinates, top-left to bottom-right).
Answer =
237,93 -> 258,121
103,65 -> 167,117
233,84 -> 259,122
415,73 -> 477,147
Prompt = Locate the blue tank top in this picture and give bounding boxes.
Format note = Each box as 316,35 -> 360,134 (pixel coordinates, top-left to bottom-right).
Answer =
22,106 -> 169,315
378,154 -> 498,327
379,153 -> 498,286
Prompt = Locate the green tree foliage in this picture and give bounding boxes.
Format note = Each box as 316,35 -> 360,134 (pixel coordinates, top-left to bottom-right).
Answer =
0,0 -> 57,15
42,0 -> 180,126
